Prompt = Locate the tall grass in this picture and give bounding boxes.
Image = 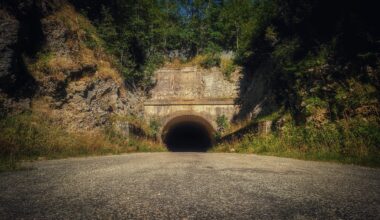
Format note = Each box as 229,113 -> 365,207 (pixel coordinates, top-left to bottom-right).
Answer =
212,118 -> 380,166
0,113 -> 165,171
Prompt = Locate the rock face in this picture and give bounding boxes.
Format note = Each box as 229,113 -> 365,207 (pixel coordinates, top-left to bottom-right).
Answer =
235,61 -> 279,121
0,9 -> 19,81
0,6 -> 37,115
0,1 -> 139,131
49,78 -> 128,130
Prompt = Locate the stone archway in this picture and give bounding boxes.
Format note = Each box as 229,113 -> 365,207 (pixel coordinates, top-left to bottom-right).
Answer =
160,113 -> 216,152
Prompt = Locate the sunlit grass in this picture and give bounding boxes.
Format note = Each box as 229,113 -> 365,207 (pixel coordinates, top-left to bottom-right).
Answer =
0,112 -> 166,172
212,118 -> 380,167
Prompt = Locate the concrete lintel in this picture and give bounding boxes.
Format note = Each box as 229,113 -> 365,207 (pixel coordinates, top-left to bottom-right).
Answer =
144,98 -> 236,106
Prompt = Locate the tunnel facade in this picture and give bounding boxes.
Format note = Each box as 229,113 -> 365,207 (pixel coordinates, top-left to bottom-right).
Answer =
143,66 -> 240,151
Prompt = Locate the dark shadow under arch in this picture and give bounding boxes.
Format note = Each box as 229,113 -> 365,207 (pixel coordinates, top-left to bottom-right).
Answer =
162,115 -> 215,152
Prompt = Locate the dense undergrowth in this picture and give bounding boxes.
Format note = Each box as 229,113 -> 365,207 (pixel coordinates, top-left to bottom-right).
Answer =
208,0 -> 380,167
0,113 -> 165,172
213,117 -> 380,167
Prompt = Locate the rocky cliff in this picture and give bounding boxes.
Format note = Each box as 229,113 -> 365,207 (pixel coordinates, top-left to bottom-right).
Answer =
0,0 -> 141,131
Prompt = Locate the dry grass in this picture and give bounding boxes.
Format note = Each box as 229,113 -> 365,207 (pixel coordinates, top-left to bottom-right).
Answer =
0,112 -> 166,171
27,4 -> 124,86
30,97 -> 55,117
188,55 -> 209,66
111,115 -> 156,137
220,56 -> 236,79
49,56 -> 79,72
25,53 -> 53,80
163,55 -> 214,68
97,61 -> 123,83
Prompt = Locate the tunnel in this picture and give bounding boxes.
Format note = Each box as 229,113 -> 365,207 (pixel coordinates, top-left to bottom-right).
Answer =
162,115 -> 215,152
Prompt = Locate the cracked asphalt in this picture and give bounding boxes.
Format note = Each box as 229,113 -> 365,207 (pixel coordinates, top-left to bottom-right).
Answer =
0,153 -> 379,219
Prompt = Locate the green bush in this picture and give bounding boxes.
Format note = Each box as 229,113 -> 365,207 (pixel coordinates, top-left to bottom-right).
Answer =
200,53 -> 221,69
215,115 -> 229,139
149,119 -> 161,137
220,56 -> 236,80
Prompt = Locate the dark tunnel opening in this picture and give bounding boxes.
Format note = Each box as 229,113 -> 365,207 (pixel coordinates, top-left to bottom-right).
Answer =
164,121 -> 213,152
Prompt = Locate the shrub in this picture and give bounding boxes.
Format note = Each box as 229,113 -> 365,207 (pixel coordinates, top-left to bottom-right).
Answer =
149,119 -> 161,137
200,53 -> 221,69
220,56 -> 236,80
215,115 -> 229,139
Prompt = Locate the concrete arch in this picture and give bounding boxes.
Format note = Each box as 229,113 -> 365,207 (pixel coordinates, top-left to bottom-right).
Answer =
160,111 -> 216,143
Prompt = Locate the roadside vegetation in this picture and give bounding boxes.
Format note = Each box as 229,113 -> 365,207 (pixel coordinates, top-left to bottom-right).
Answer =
209,0 -> 379,167
213,116 -> 380,167
0,112 -> 165,172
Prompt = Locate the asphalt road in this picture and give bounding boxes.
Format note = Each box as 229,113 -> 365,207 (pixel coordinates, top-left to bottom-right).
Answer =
0,153 -> 379,219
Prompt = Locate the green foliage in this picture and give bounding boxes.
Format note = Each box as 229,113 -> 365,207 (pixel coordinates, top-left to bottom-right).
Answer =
222,63 -> 235,79
68,0 -> 259,86
78,15 -> 102,50
149,119 -> 161,137
303,97 -> 329,117
215,115 -> 229,139
200,53 -> 221,69
213,118 -> 380,166
220,56 -> 236,79
233,0 -> 379,124
255,109 -> 285,122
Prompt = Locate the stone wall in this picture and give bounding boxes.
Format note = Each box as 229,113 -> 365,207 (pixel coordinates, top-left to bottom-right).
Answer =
144,66 -> 240,130
149,66 -> 240,100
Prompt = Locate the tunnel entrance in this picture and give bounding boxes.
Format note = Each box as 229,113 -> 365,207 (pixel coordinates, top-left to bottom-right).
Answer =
162,115 -> 214,152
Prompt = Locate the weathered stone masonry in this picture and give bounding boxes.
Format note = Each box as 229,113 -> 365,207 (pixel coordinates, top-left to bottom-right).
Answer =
144,66 -> 240,138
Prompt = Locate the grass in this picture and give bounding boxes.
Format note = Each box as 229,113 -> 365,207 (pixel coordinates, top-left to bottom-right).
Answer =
161,53 -> 239,82
164,55 -> 216,68
1,111 -> 378,171
0,112 -> 166,172
212,118 -> 380,167
25,4 -> 124,85
220,55 -> 236,80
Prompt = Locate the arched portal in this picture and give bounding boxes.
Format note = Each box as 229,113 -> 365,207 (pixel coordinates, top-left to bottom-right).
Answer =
161,114 -> 216,152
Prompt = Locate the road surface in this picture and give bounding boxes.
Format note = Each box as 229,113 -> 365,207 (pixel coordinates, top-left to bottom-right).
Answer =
0,153 -> 379,219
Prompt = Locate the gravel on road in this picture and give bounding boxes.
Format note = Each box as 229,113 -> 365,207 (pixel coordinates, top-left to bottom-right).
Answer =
0,153 -> 379,219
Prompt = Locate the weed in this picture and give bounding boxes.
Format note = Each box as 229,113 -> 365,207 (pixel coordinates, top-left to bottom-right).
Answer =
212,117 -> 380,167
0,113 -> 166,171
